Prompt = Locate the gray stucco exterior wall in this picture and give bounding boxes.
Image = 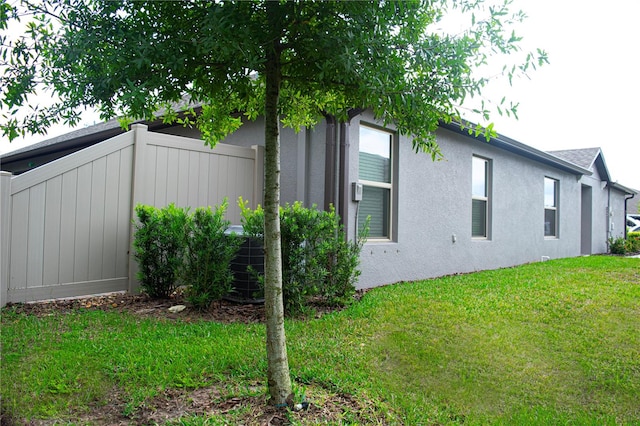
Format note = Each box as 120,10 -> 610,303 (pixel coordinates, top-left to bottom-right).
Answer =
608,188 -> 629,240
574,161 -> 628,254
173,112 -> 624,289
348,112 -> 583,289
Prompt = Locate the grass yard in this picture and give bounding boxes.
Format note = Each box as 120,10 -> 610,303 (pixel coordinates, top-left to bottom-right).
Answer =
1,256 -> 639,424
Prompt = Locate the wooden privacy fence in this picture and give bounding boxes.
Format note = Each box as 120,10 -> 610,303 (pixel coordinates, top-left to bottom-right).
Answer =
0,124 -> 263,307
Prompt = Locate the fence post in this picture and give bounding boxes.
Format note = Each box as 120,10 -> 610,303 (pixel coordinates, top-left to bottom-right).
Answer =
252,145 -> 265,209
128,124 -> 149,294
0,171 -> 12,307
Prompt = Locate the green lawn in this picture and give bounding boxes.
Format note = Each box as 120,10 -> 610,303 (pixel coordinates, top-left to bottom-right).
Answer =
2,256 -> 639,424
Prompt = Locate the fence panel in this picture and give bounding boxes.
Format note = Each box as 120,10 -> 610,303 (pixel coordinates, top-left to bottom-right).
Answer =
5,132 -> 135,303
142,132 -> 259,224
1,126 -> 261,305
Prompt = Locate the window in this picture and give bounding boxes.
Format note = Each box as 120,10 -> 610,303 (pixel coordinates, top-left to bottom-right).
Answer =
544,177 -> 558,237
359,125 -> 393,239
472,156 -> 490,238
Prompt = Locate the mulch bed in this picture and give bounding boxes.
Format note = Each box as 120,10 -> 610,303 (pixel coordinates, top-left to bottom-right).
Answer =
4,291 -> 266,323
4,289 -> 366,323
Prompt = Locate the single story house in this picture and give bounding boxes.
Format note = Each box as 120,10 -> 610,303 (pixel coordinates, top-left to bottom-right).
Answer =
1,111 -> 636,305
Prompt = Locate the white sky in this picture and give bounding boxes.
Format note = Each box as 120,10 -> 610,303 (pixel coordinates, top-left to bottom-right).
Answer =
1,0 -> 638,191
479,0 -> 640,190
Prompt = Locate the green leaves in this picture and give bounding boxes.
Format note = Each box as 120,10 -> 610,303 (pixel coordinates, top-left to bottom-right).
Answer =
133,202 -> 244,307
183,202 -> 242,310
133,204 -> 189,299
1,0 -> 542,149
240,201 -> 367,315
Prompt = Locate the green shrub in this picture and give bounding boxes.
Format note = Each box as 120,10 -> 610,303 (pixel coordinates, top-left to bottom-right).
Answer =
608,236 -> 627,255
626,232 -> 640,253
182,201 -> 242,310
609,233 -> 640,255
240,199 -> 367,314
133,204 -> 188,298
321,213 -> 368,306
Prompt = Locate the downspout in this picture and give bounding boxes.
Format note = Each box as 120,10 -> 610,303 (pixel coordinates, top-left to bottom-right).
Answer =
624,193 -> 634,239
338,109 -> 364,240
338,121 -> 349,236
323,115 -> 337,211
607,185 -> 612,243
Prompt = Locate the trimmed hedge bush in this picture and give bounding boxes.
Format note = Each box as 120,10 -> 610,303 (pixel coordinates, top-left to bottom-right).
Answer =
182,202 -> 242,310
240,199 -> 367,314
133,204 -> 188,298
133,200 -> 367,312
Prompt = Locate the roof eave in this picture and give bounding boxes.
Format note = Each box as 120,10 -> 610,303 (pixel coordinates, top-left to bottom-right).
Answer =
594,152 -> 612,182
608,182 -> 638,195
1,119 -> 126,162
440,122 -> 592,177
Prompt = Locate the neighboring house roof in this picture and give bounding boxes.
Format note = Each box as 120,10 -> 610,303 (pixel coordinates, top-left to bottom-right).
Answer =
1,102 -> 202,174
0,118 -> 176,174
2,118 -> 123,158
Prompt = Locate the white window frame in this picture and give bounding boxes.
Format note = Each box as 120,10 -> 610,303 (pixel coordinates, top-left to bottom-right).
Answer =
472,155 -> 491,239
358,124 -> 394,241
544,177 -> 559,238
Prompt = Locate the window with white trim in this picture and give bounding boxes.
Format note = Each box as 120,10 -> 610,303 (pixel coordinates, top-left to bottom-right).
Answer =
472,156 -> 491,238
358,125 -> 393,239
544,177 -> 558,237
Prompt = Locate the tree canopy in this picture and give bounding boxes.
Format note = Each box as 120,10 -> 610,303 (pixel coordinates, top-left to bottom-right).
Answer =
0,0 -> 546,406
1,0 -> 545,152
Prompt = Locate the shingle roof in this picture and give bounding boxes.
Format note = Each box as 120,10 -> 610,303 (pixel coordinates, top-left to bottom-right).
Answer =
0,118 -> 123,159
547,148 -> 601,170
548,147 -> 612,182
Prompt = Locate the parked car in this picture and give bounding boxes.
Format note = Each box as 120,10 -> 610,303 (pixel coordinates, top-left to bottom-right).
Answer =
628,214 -> 640,233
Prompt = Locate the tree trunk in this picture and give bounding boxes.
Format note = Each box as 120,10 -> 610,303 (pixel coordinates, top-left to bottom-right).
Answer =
263,2 -> 292,407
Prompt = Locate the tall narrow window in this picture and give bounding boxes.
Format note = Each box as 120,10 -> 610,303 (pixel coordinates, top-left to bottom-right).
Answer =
544,177 -> 558,237
472,156 -> 490,238
359,125 -> 393,239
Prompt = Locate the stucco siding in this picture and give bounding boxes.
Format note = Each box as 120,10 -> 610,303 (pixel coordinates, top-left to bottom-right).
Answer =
222,118 -> 327,208
578,169 -> 625,253
147,116 -> 626,289
609,189 -> 628,239
352,116 -> 583,289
